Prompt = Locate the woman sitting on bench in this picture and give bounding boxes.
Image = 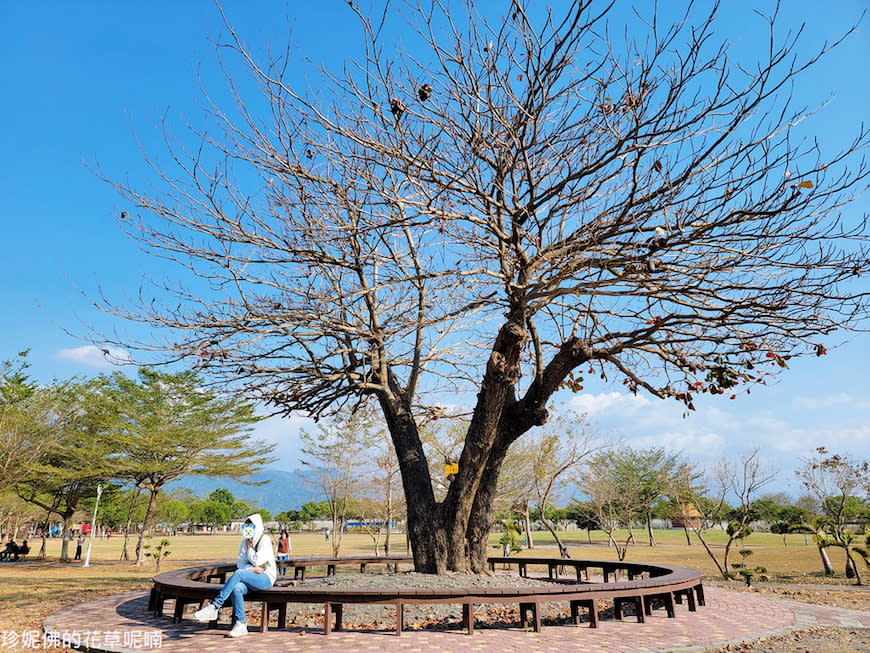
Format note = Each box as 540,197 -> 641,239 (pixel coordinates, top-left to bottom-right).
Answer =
193,514 -> 276,638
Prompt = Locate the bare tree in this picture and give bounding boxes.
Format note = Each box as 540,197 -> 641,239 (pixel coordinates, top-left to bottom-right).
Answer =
96,1 -> 870,573
690,449 -> 778,579
796,447 -> 870,584
351,426 -> 406,556
300,409 -> 378,557
529,413 -> 602,557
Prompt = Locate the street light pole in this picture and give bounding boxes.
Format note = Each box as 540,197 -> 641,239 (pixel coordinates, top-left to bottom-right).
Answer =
83,484 -> 103,567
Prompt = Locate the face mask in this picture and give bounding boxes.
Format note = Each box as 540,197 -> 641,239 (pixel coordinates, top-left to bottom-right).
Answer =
242,524 -> 256,539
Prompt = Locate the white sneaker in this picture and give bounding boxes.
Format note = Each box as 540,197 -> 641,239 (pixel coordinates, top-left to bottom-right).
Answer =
193,604 -> 219,622
228,622 -> 248,638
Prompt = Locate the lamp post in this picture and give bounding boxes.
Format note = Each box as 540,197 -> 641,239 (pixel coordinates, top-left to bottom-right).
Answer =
83,484 -> 103,567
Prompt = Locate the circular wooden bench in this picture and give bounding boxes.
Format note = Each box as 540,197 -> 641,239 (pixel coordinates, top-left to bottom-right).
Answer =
150,555 -> 705,635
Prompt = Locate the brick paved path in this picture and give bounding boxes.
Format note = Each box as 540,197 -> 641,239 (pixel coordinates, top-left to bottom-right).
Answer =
42,586 -> 870,653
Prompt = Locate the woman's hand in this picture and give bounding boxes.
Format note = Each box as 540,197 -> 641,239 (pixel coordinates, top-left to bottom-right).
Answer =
252,566 -> 264,574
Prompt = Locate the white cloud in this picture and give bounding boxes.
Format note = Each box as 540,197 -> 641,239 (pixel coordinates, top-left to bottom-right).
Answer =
791,393 -> 856,410
626,429 -> 724,453
56,345 -> 133,368
568,391 -> 651,416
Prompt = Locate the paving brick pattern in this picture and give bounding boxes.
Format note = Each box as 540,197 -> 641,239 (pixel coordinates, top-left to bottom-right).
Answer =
43,586 -> 870,653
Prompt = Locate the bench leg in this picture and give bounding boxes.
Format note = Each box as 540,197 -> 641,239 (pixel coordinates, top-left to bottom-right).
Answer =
277,603 -> 287,629
462,603 -> 474,635
323,603 -> 343,634
675,587 -> 697,612
615,597 -> 643,622
664,593 -> 675,618
519,602 -> 541,632
173,598 -> 189,623
395,602 -> 404,636
644,596 -> 652,616
259,602 -> 269,633
695,584 -> 706,607
570,599 -> 597,628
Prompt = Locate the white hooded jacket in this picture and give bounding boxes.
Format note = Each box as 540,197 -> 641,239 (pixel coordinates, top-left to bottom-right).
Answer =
236,513 -> 277,585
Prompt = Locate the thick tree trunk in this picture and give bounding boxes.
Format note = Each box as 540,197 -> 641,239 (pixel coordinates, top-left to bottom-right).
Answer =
380,392 -> 448,572
465,434 -> 513,573
393,326 -> 586,574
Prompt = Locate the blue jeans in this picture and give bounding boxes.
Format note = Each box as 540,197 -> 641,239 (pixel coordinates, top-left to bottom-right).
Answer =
212,568 -> 273,623
277,553 -> 288,575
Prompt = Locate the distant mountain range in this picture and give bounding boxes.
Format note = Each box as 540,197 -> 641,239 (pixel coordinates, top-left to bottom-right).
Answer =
168,468 -> 321,514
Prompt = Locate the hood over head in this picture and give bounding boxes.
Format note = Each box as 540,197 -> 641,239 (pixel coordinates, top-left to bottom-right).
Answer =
243,513 -> 265,541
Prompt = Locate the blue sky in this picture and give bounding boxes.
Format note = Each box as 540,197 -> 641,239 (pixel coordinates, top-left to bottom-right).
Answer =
1,1 -> 868,497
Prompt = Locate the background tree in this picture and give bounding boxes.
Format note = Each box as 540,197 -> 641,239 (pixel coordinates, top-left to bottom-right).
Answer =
15,379 -> 113,561
293,500 -> 331,530
579,455 -> 643,561
689,449 -> 778,579
157,497 -> 189,532
565,501 -> 600,544
590,446 -> 684,547
0,352 -> 55,496
103,368 -> 273,564
300,409 -> 377,556
664,460 -> 707,546
189,498 -> 232,530
366,427 -> 405,555
796,448 -> 870,584
789,515 -> 835,574
98,1 -> 870,573
528,413 -> 601,557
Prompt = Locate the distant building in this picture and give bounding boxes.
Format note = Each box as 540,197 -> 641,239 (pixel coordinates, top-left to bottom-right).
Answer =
671,505 -> 702,530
